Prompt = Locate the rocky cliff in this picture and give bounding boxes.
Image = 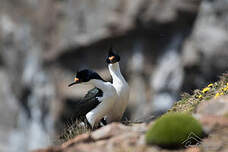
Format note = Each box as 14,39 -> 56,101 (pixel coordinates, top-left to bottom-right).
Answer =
0,0 -> 228,151
34,74 -> 228,152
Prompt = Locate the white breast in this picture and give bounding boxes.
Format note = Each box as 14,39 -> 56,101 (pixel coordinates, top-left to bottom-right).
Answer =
106,80 -> 129,122
86,83 -> 117,128
105,63 -> 130,122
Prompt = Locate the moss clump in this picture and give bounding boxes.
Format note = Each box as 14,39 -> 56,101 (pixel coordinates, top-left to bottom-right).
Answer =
146,112 -> 203,148
224,113 -> 228,118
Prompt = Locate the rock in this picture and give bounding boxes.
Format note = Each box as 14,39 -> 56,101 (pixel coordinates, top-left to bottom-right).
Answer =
33,116 -> 228,152
35,122 -> 147,152
182,0 -> 228,90
61,133 -> 93,149
0,69 -> 19,152
33,147 -> 61,152
1,0 -> 228,151
198,115 -> 228,134
199,115 -> 228,128
199,116 -> 228,152
196,96 -> 228,116
91,122 -> 129,140
185,147 -> 200,152
41,0 -> 200,60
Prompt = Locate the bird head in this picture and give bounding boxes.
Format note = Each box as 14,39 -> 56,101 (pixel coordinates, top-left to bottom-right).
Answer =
68,69 -> 104,87
105,46 -> 120,64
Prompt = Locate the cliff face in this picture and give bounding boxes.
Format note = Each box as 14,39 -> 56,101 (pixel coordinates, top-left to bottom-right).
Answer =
35,75 -> 228,152
0,0 -> 228,151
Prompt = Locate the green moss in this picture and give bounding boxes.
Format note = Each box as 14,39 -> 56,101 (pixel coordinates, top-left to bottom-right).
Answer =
146,112 -> 203,148
224,113 -> 228,118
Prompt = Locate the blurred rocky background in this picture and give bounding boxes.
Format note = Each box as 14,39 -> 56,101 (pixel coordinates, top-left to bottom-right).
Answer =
0,0 -> 228,151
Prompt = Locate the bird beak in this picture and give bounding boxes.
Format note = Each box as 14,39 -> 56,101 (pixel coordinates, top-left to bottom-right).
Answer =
68,78 -> 80,87
109,56 -> 115,62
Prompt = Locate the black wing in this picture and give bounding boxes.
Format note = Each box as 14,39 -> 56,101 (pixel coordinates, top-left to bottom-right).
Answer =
74,87 -> 103,117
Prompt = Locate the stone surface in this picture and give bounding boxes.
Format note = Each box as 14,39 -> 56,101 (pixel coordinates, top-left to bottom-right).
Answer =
181,0 -> 228,91
61,133 -> 93,149
199,116 -> 228,152
185,147 -> 200,152
0,69 -> 19,152
0,0 -> 228,151
34,112 -> 228,152
91,122 -> 129,140
196,96 -> 228,116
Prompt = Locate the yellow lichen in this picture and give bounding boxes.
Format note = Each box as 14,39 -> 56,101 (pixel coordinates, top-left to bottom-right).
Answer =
202,87 -> 210,93
223,86 -> 228,92
198,94 -> 203,99
208,83 -> 213,87
215,93 -> 220,98
215,92 -> 225,98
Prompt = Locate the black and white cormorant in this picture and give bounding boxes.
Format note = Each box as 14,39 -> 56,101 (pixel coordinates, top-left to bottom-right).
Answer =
105,48 -> 130,123
68,69 -> 117,128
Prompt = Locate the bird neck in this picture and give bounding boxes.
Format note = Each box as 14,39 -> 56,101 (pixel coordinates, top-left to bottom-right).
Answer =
108,62 -> 126,85
90,79 -> 109,91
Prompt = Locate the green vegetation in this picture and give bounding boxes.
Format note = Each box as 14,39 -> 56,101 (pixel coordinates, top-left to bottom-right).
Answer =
224,113 -> 228,118
169,73 -> 228,113
145,112 -> 203,148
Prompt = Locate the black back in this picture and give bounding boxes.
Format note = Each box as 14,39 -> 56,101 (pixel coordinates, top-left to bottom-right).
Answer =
67,69 -> 105,128
73,87 -> 103,118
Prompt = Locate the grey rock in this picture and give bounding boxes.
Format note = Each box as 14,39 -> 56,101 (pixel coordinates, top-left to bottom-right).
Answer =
196,96 -> 228,116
